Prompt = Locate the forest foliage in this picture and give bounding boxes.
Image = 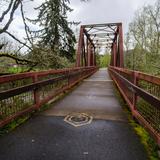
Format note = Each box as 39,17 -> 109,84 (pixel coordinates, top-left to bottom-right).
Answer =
0,0 -> 159,74
124,0 -> 160,75
97,53 -> 111,68
0,0 -> 78,73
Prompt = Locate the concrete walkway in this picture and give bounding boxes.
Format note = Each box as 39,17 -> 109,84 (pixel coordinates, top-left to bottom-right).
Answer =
0,69 -> 148,160
43,68 -> 126,121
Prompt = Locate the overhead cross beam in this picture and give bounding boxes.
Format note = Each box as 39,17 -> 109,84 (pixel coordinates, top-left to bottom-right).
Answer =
76,22 -> 124,68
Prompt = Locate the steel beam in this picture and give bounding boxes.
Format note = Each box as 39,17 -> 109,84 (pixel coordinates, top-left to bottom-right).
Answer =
82,22 -> 122,28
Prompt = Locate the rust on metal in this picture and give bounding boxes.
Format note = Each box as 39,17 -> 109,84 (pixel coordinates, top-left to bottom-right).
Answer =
75,23 -> 124,68
109,66 -> 160,146
1,22 -> 160,147
0,67 -> 98,128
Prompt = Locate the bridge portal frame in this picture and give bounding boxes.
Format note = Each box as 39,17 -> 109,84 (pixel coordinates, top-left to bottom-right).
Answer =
76,23 -> 124,68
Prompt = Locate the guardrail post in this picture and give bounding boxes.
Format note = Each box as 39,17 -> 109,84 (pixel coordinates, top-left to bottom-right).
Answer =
68,69 -> 71,86
133,72 -> 138,110
33,74 -> 40,109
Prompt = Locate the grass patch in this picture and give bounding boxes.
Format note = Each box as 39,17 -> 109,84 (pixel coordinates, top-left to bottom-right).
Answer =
113,85 -> 159,160
0,80 -> 83,136
0,115 -> 30,136
8,67 -> 29,73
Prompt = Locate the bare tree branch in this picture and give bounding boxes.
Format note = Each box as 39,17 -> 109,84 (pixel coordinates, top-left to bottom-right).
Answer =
0,0 -> 14,22
0,0 -> 21,34
4,30 -> 33,50
20,1 -> 33,45
0,43 -> 6,50
0,53 -> 36,65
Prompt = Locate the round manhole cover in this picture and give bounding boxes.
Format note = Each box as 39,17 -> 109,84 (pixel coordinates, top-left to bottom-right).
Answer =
64,113 -> 93,127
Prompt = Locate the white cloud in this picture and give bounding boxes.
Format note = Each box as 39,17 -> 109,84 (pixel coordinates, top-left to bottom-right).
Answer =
69,0 -> 156,33
2,0 -> 157,42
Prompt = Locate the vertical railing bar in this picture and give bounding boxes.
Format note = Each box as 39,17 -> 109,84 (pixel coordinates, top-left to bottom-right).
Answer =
32,74 -> 40,110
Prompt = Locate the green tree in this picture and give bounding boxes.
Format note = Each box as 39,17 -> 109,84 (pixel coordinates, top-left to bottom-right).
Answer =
125,0 -> 160,75
29,0 -> 76,61
97,53 -> 110,68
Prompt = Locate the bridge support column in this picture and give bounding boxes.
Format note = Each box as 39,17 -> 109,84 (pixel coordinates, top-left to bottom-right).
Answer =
76,26 -> 84,67
110,23 -> 124,68
110,45 -> 114,66
113,42 -> 117,66
90,47 -> 93,66
86,39 -> 89,66
88,43 -> 92,66
94,48 -> 96,66
92,47 -> 95,66
118,24 -> 124,68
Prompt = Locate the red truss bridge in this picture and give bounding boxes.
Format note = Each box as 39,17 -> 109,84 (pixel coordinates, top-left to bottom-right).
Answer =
0,23 -> 159,160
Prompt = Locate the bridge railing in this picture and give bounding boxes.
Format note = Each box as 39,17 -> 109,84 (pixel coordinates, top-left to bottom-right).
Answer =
0,66 -> 98,127
109,66 -> 160,145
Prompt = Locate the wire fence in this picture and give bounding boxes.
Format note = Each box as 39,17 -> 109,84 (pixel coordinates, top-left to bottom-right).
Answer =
109,66 -> 160,145
0,67 -> 98,127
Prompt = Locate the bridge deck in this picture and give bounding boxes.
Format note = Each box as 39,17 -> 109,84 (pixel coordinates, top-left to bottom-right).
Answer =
0,69 -> 148,160
43,68 -> 126,121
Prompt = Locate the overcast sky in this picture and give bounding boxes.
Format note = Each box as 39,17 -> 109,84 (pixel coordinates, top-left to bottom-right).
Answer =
5,0 -> 157,40
68,0 -> 156,33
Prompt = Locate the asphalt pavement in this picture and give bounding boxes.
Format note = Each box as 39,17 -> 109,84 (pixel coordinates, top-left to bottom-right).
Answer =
0,69 -> 148,160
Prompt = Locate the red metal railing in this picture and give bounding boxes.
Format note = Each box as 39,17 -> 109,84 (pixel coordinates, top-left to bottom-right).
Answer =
74,23 -> 160,146
0,67 -> 98,127
109,66 -> 160,145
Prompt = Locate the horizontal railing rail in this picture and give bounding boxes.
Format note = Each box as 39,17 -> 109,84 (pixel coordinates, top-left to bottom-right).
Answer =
0,66 -> 98,127
109,66 -> 160,146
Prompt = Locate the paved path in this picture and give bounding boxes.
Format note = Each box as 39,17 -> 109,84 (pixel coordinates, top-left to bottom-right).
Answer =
43,68 -> 126,121
0,69 -> 148,160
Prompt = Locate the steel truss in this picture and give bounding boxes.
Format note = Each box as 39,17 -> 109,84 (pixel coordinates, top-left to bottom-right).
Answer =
76,23 -> 124,68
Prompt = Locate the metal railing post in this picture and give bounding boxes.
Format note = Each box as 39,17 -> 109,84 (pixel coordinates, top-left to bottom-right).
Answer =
33,74 -> 40,109
133,72 -> 138,110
